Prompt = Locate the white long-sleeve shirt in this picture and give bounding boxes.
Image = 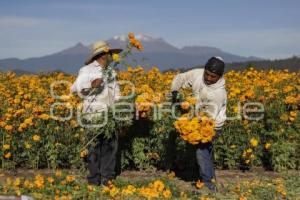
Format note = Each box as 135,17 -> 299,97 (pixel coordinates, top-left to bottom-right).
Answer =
171,68 -> 227,129
71,60 -> 120,120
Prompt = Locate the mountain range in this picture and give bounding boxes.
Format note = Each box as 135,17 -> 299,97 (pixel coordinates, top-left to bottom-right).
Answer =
0,34 -> 261,74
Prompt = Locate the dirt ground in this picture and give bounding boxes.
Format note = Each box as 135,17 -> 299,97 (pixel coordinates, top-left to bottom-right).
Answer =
1,167 -> 299,192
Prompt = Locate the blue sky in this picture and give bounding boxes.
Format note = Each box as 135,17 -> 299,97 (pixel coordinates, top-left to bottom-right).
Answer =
0,0 -> 299,59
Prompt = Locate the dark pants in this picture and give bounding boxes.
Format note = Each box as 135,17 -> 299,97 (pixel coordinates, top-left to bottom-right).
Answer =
86,133 -> 118,185
195,129 -> 222,191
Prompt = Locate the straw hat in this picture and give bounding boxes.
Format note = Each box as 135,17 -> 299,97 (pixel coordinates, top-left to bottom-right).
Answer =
85,40 -> 122,65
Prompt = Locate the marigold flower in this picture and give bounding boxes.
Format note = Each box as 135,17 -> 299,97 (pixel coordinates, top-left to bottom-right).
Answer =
32,134 -> 41,142
180,101 -> 190,110
153,180 -> 165,192
47,177 -> 54,184
264,143 -> 271,150
2,144 -> 10,150
25,143 -> 32,149
174,112 -> 215,144
112,53 -> 120,62
80,149 -> 88,158
128,32 -> 135,39
196,180 -> 204,189
4,125 -> 13,131
4,152 -> 11,159
162,189 -> 172,198
250,138 -> 258,147
66,175 -> 75,183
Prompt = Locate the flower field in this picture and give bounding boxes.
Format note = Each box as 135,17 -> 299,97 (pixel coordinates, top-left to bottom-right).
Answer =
0,66 -> 299,199
0,169 -> 299,199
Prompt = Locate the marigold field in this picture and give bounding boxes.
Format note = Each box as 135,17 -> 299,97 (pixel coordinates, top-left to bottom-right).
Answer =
0,67 -> 299,199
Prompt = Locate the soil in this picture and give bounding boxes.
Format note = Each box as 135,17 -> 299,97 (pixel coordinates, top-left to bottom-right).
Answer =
1,167 -> 298,193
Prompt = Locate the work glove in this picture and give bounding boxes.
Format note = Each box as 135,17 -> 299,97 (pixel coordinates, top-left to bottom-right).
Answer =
171,90 -> 179,104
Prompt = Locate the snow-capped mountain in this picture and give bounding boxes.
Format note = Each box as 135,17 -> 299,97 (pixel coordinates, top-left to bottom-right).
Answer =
0,34 -> 261,73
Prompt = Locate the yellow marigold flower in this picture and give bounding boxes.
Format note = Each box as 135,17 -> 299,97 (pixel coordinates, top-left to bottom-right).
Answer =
284,95 -> 297,104
80,149 -> 88,158
15,189 -> 21,196
24,180 -> 33,189
239,194 -> 247,200
4,125 -> 13,131
47,177 -> 54,184
153,180 -> 165,192
3,144 -> 10,150
128,32 -> 135,39
250,138 -> 258,147
112,53 -> 120,62
186,96 -> 197,105
66,175 -> 75,183
174,112 -> 215,144
246,148 -> 253,154
14,178 -> 21,187
180,101 -> 190,110
19,123 -> 27,129
196,180 -> 204,189
38,113 -> 50,120
101,185 -> 110,193
129,35 -> 143,51
13,98 -> 21,104
24,117 -> 33,125
109,186 -> 119,197
55,170 -> 62,177
32,134 -> 41,142
290,111 -> 297,117
25,143 -> 32,149
139,186 -> 159,198
264,143 -> 271,150
162,189 -> 172,198
121,185 -> 136,195
87,185 -> 95,192
280,113 -> 289,121
283,85 -> 293,93
4,152 -> 11,159
34,174 -> 44,189
0,121 -> 6,127
289,116 -> 295,122
167,171 -> 175,180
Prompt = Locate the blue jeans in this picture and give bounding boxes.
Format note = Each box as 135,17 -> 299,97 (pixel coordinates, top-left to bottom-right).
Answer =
195,129 -> 222,191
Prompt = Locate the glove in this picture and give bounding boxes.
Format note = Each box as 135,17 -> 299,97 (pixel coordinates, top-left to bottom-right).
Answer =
171,90 -> 179,103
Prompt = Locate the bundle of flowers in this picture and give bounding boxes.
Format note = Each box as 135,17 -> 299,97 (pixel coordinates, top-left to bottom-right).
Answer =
174,112 -> 216,144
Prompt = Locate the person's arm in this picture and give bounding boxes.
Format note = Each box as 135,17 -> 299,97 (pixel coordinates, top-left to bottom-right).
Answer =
171,69 -> 200,102
171,69 -> 199,91
70,68 -> 103,96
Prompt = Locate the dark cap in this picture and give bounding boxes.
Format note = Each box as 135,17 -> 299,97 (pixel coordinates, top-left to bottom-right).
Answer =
204,56 -> 225,76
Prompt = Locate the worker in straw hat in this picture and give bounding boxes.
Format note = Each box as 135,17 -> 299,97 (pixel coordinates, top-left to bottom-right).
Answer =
71,40 -> 122,186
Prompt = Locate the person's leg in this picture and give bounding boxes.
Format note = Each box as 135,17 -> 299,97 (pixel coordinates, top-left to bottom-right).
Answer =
86,139 -> 102,185
99,134 -> 118,185
195,142 -> 216,191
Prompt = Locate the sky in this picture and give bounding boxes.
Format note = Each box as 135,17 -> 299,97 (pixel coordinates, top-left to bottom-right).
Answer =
0,0 -> 300,59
